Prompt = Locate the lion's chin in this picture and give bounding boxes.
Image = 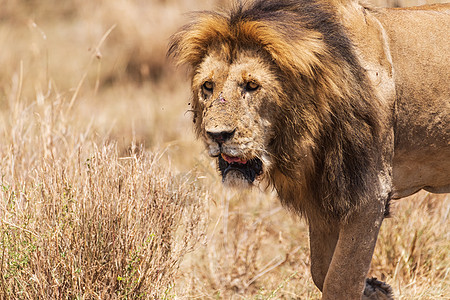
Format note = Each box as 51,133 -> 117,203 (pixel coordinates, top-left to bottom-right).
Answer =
222,170 -> 253,188
218,154 -> 263,187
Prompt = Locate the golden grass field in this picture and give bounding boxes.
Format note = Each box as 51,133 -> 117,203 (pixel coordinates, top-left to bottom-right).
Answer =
0,0 -> 448,299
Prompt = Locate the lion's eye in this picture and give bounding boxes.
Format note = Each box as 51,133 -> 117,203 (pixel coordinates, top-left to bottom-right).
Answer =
245,81 -> 259,92
202,81 -> 214,93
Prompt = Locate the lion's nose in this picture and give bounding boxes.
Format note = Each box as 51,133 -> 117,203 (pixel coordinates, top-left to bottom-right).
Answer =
206,129 -> 236,144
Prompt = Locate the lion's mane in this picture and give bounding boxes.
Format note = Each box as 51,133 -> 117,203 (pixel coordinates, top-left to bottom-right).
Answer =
169,0 -> 387,222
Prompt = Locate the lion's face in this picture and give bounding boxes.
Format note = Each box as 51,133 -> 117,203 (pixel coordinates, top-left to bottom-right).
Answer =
193,49 -> 281,187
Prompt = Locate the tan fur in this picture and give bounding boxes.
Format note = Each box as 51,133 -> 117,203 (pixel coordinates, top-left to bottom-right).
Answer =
169,1 -> 449,299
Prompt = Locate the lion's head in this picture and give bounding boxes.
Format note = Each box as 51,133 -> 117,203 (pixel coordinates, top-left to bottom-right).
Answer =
169,0 -> 383,219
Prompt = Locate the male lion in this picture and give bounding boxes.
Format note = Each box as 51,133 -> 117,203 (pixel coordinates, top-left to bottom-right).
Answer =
168,0 -> 450,299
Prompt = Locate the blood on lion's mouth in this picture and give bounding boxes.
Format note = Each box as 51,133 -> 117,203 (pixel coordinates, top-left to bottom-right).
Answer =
218,153 -> 263,184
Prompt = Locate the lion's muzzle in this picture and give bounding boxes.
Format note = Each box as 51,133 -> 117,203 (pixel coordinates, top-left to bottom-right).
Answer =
204,122 -> 265,185
205,128 -> 264,185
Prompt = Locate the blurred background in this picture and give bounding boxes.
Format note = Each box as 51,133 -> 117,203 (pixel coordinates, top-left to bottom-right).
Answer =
0,0 -> 448,299
1,0 -> 448,159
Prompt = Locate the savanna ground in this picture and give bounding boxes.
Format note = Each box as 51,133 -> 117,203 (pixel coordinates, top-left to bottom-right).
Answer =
0,0 -> 448,299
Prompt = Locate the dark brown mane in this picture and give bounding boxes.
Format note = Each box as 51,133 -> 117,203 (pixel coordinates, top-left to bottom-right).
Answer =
169,0 -> 384,222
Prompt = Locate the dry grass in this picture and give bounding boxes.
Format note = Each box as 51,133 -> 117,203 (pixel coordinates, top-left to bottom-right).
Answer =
372,194 -> 450,299
0,64 -> 208,298
0,0 -> 448,299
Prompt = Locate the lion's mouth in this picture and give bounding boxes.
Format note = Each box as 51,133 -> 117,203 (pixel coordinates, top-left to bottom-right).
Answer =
218,153 -> 263,183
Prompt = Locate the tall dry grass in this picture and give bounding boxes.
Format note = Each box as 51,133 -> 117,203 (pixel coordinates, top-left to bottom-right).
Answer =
0,65 -> 208,298
0,1 -> 212,296
0,0 -> 448,299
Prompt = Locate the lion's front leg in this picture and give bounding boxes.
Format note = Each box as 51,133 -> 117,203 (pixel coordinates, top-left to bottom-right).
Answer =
309,220 -> 339,291
309,213 -> 393,299
320,199 -> 386,300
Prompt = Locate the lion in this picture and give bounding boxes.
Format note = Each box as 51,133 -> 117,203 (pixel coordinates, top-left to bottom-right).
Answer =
168,0 -> 450,299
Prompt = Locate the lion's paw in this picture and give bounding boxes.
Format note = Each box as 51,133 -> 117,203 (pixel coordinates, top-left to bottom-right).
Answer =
362,277 -> 394,300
